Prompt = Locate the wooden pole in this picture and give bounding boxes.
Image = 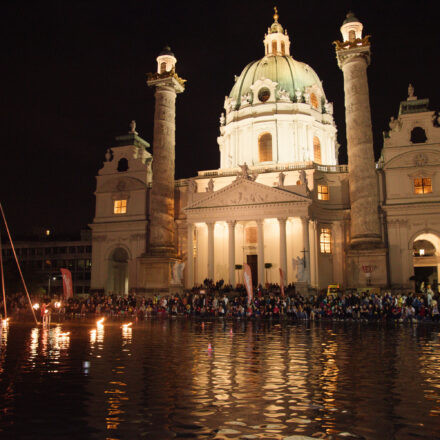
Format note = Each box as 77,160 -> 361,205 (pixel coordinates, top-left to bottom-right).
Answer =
0,230 -> 7,320
0,203 -> 39,325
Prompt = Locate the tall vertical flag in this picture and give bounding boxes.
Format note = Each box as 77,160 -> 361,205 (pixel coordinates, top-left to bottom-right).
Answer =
60,268 -> 73,299
243,263 -> 253,305
279,268 -> 285,298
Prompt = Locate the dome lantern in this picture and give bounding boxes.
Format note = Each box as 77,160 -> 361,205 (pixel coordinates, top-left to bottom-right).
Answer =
263,7 -> 291,56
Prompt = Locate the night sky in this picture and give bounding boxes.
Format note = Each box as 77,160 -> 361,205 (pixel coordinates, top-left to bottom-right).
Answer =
1,0 -> 439,238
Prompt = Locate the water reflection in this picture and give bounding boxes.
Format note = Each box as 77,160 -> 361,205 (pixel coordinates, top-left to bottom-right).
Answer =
0,321 -> 439,439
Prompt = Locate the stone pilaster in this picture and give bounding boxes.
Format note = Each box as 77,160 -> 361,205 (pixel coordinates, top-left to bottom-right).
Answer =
278,218 -> 287,283
186,223 -> 194,288
207,222 -> 215,281
257,219 -> 265,286
227,221 -> 236,286
301,217 -> 311,283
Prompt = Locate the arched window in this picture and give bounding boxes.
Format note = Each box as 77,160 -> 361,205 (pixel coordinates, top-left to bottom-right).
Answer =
258,132 -> 272,162
281,41 -> 285,55
410,127 -> 427,143
313,136 -> 322,164
320,228 -> 332,253
348,30 -> 356,42
117,158 -> 129,172
310,93 -> 319,109
272,41 -> 277,54
160,62 -> 167,73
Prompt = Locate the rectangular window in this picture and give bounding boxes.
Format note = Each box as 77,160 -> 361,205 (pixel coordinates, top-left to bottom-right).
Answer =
114,199 -> 127,214
320,228 -> 332,254
414,177 -> 432,194
317,185 -> 329,200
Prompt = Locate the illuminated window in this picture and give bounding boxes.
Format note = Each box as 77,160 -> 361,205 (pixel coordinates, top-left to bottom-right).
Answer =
317,185 -> 329,200
320,228 -> 332,254
310,93 -> 319,109
281,41 -> 285,55
114,200 -> 127,214
313,136 -> 321,164
272,41 -> 277,54
258,132 -> 272,162
414,178 -> 432,194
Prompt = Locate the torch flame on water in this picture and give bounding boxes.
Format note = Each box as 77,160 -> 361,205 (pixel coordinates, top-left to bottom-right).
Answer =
96,318 -> 104,326
33,303 -> 40,310
122,322 -> 132,329
2,318 -> 9,326
58,332 -> 70,337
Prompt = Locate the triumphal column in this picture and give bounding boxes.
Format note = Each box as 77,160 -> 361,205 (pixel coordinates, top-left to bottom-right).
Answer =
138,46 -> 186,294
335,13 -> 387,287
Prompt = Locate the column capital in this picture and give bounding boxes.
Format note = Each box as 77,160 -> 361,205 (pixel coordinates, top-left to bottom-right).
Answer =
277,217 -> 287,224
256,218 -> 265,226
300,216 -> 309,224
226,220 -> 236,227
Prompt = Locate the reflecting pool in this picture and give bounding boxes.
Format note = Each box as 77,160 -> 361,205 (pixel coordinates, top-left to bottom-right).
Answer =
0,319 -> 439,439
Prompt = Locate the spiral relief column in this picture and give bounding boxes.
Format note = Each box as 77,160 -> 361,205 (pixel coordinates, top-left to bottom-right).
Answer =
334,13 -> 387,287
139,47 -> 186,294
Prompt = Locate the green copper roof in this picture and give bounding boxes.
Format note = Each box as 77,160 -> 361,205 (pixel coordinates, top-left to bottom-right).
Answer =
343,11 -> 360,25
229,55 -> 325,106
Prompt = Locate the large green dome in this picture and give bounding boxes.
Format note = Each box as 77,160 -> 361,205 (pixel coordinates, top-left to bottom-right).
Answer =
229,55 -> 325,107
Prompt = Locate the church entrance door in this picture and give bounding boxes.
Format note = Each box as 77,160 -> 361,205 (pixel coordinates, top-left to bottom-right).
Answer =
107,247 -> 129,295
247,254 -> 258,286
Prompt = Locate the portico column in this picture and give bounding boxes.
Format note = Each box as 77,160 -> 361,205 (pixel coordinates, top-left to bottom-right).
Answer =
301,217 -> 311,283
227,220 -> 236,286
207,222 -> 215,281
257,219 -> 265,286
278,218 -> 287,282
186,223 -> 194,288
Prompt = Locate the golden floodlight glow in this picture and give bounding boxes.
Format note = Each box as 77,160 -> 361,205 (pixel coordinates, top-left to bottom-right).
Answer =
2,318 -> 9,326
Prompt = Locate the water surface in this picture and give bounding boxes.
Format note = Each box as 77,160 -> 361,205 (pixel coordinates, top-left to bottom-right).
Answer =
0,319 -> 439,439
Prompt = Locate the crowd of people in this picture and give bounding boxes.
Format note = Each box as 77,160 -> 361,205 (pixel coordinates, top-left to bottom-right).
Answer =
2,282 -> 440,323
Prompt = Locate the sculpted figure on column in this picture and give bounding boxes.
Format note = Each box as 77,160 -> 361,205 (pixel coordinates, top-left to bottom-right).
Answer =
335,13 -> 382,249
147,47 -> 186,256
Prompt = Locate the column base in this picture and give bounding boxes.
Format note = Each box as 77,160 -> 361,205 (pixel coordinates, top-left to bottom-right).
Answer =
295,281 -> 309,296
346,248 -> 388,288
136,256 -> 184,296
349,234 -> 384,250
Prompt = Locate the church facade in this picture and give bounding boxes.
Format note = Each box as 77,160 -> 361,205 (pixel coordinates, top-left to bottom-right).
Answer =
90,12 -> 440,295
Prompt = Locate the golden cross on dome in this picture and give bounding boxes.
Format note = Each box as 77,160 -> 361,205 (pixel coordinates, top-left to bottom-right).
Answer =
273,6 -> 279,22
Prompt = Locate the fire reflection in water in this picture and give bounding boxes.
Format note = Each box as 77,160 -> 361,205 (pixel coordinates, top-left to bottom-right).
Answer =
26,325 -> 70,372
419,334 -> 440,418
0,319 -> 9,375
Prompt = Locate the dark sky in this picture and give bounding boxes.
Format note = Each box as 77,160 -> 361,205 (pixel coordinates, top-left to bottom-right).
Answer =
1,0 -> 439,238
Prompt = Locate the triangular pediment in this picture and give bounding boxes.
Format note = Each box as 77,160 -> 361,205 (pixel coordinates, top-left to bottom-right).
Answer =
186,178 -> 309,210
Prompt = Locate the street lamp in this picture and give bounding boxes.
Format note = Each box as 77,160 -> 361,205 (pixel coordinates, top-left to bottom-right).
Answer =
48,275 -> 56,296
